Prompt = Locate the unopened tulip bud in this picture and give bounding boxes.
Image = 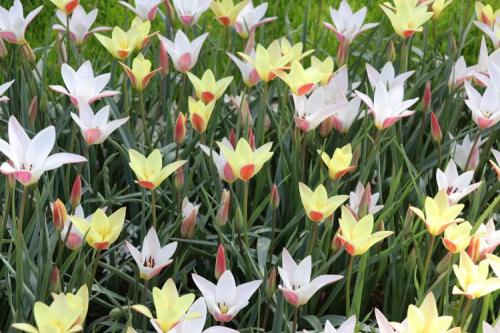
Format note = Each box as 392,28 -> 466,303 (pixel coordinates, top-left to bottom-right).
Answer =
216,189 -> 231,226
70,175 -> 82,209
450,36 -> 457,54
229,129 -> 237,148
215,244 -> 226,279
174,166 -> 185,189
430,112 -> 442,144
234,206 -> 244,234
248,128 -> 256,151
50,266 -> 61,293
319,116 -> 334,137
240,97 -> 252,127
51,199 -> 67,231
436,252 -> 452,274
0,39 -> 7,58
423,81 -> 432,113
174,113 -> 187,146
387,40 -> 396,62
159,41 -> 170,76
358,183 -> 372,218
20,43 -> 36,63
267,267 -> 277,296
28,96 -> 38,126
181,197 -> 199,238
331,229 -> 343,252
270,184 -> 280,209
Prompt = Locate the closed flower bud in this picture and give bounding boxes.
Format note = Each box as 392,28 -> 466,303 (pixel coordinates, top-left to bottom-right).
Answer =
159,41 -> 169,76
28,96 -> 38,126
436,252 -> 453,274
358,183 -> 372,218
248,128 -> 256,151
180,197 -> 199,238
216,189 -> 231,226
174,113 -> 187,146
70,175 -> 82,209
423,81 -> 432,113
20,43 -> 36,63
267,267 -> 277,296
331,229 -> 343,252
50,266 -> 61,293
240,96 -> 252,127
229,129 -> 237,148
174,166 -> 185,189
387,40 -> 396,62
215,244 -> 226,280
430,112 -> 442,144
51,199 -> 67,231
270,184 -> 280,209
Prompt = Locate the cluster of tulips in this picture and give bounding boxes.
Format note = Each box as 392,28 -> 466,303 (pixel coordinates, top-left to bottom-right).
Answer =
0,0 -> 499,332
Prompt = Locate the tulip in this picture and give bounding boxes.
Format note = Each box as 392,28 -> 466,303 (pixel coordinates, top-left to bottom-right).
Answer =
60,205 -> 85,250
181,197 -> 200,238
172,0 -> 212,26
380,0 -> 433,38
187,70 -> 233,104
132,278 -> 196,333
53,6 -> 110,45
280,38 -> 315,63
348,183 -> 384,218
451,134 -> 483,171
49,61 -> 119,108
128,149 -> 187,190
0,80 -> 14,103
119,0 -> 162,21
217,138 -> 273,182
452,251 -> 500,299
276,61 -> 323,96
270,184 -> 280,209
483,320 -> 500,333
442,222 -> 472,254
174,167 -> 185,190
390,292 -> 460,333
13,285 -> 89,333
51,199 -> 68,231
486,253 -> 500,277
356,83 -> 418,130
121,54 -> 162,92
159,41 -> 170,76
475,1 -> 499,27
323,0 -> 378,45
429,0 -> 453,20
50,0 -> 79,14
216,189 -> 231,225
267,267 -> 277,296
304,317 -> 356,333
125,227 -> 177,280
310,56 -> 334,86
71,104 -> 129,145
188,97 -> 216,133
70,207 -> 126,250
215,244 -> 226,279
490,149 -> 500,180
430,112 -> 442,144
0,0 -> 43,45
174,113 -> 187,145
0,116 -> 86,186
211,0 -> 250,27
337,207 -> 393,256
298,183 -> 348,223
199,139 -> 237,183
436,160 -> 481,204
366,62 -> 414,90
95,19 -> 151,60
158,30 -> 208,73
464,67 -> 500,129
467,218 -> 500,262
293,87 -> 344,132
192,270 -> 261,322
278,248 -> 343,307
227,51 -> 260,87
410,190 -> 464,236
234,2 -> 277,38
475,17 -> 500,49
319,144 -> 356,180
50,267 -> 61,293
70,175 -> 82,209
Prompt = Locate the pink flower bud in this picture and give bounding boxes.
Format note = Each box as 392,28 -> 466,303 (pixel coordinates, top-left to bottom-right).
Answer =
174,166 -> 185,190
423,81 -> 432,113
331,229 -> 343,252
267,267 -> 277,296
358,183 -> 372,218
430,112 -> 442,144
215,244 -> 226,279
159,41 -> 170,76
248,128 -> 256,151
50,266 -> 61,293
174,113 -> 187,146
181,197 -> 199,239
270,184 -> 280,209
229,129 -> 237,148
51,199 -> 67,231
216,189 -> 231,226
70,175 -> 82,209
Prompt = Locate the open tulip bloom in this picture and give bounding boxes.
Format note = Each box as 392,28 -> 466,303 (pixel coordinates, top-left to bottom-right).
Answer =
348,182 -> 384,217
234,2 -> 277,38
467,218 -> 500,262
95,19 -> 151,60
365,62 -> 414,90
158,30 -> 209,73
211,0 -> 250,27
276,61 -> 324,96
192,270 -> 261,322
0,116 -> 86,186
0,79 -> 14,103
173,0 -> 212,27
278,248 -> 343,307
442,221 -> 472,254
0,0 -> 43,45
323,0 -> 378,44
319,144 -> 356,180
436,160 -> 481,204
50,61 -> 119,108
380,0 -> 433,38
187,70 -> 233,104
53,6 -> 111,45
118,0 -> 162,21
71,104 -> 129,145
227,51 -> 260,87
125,227 -> 177,280
475,17 -> 500,49
120,53 -> 162,91
298,183 -> 348,223
199,139 -> 237,183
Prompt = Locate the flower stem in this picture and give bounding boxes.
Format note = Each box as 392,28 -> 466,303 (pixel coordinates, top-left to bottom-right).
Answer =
420,235 -> 436,295
243,181 -> 249,247
66,14 -> 71,64
345,255 -> 354,315
306,222 -> 318,256
139,90 -> 152,148
88,249 -> 101,291
292,306 -> 299,333
141,279 -> 149,332
460,298 -> 473,328
151,190 -> 157,230
15,186 -> 30,321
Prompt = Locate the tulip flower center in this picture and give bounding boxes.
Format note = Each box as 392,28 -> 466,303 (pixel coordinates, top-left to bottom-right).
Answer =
218,16 -> 231,26
202,91 -> 215,104
219,303 -> 229,314
239,164 -> 255,181
144,256 -> 156,268
446,186 -> 458,195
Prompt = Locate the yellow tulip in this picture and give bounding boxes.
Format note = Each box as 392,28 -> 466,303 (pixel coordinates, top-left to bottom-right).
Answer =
430,0 -> 453,20
188,97 -> 215,133
311,56 -> 334,86
132,278 -> 196,333
276,61 -> 323,96
12,285 -> 89,333
319,144 -> 356,180
380,0 -> 433,38
391,292 -> 461,333
211,0 -> 250,27
475,1 -> 500,26
187,70 -> 233,104
128,149 -> 187,190
298,183 -> 348,223
120,54 -> 161,91
410,190 -> 464,236
50,0 -> 78,14
69,208 -> 126,250
337,206 -> 393,256
280,38 -> 314,64
95,19 -> 151,60
452,251 -> 500,299
217,138 -> 273,182
442,221 -> 472,254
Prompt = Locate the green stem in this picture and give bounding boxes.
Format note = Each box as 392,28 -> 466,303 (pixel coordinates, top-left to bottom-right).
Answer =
15,186 -> 30,320
306,222 -> 318,256
345,255 -> 354,315
88,249 -> 101,291
151,190 -> 157,230
421,235 -> 436,295
66,14 -> 71,64
292,306 -> 299,333
243,180 -> 249,247
141,279 -> 149,332
460,298 -> 473,328
139,91 -> 152,147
